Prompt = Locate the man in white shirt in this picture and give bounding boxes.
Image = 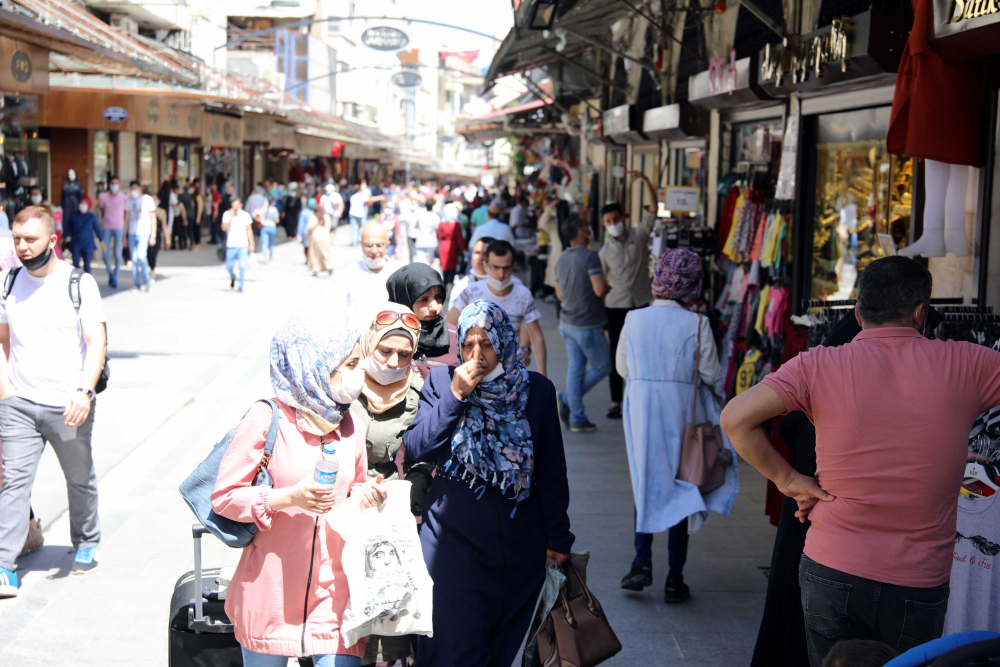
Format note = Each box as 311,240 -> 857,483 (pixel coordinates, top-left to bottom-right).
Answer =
332,221 -> 402,333
348,180 -> 372,247
446,239 -> 547,376
125,180 -> 157,292
222,197 -> 255,293
320,184 -> 344,222
469,206 -> 515,247
0,205 -> 108,595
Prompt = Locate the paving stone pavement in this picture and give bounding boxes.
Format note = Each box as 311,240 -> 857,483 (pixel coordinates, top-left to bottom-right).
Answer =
0,228 -> 778,665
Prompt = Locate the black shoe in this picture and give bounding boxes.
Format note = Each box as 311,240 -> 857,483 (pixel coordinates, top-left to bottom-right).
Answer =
230,277 -> 235,289
664,575 -> 691,604
621,561 -> 652,591
570,420 -> 598,433
607,404 -> 622,419
557,391 -> 571,427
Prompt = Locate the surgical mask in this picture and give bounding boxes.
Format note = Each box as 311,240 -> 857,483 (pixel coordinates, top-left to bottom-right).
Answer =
362,254 -> 386,270
471,268 -> 487,280
130,190 -> 141,199
364,354 -> 408,385
607,222 -> 625,237
20,242 -> 52,271
487,275 -> 513,291
329,367 -> 365,405
109,183 -> 120,193
79,203 -> 88,214
30,194 -> 42,205
482,362 -> 505,383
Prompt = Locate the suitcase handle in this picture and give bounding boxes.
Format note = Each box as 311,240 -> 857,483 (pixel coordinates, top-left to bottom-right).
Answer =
190,523 -> 233,633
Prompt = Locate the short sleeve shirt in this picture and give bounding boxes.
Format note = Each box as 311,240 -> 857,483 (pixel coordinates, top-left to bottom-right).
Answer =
126,194 -> 156,236
555,246 -> 606,328
98,191 -> 127,231
451,280 -> 540,346
223,210 -> 253,248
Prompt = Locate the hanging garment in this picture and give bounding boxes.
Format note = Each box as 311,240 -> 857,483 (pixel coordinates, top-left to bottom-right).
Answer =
735,349 -> 763,395
755,285 -> 771,336
717,187 -> 739,252
722,190 -> 746,261
942,492 -> 1000,634
750,210 -> 769,260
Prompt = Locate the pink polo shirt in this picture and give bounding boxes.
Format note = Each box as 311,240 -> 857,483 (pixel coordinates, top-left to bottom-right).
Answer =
761,327 -> 1000,587
98,191 -> 127,231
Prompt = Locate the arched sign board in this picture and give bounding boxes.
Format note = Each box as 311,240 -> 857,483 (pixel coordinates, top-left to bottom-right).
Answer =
362,26 -> 410,52
391,70 -> 422,88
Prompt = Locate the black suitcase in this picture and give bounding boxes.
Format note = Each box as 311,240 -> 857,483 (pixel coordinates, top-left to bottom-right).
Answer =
168,524 -> 243,667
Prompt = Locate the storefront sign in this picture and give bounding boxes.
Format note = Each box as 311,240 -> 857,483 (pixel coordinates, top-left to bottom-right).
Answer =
0,38 -> 47,95
689,55 -> 769,109
642,103 -> 704,141
602,104 -> 646,144
147,98 -> 160,125
103,106 -> 129,123
361,26 -> 410,52
202,112 -> 244,148
662,186 -> 700,213
167,102 -> 179,128
931,0 -> 1000,58
10,49 -> 31,83
391,70 -> 422,88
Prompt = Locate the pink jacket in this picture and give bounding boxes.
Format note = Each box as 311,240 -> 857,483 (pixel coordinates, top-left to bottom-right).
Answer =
211,399 -> 369,658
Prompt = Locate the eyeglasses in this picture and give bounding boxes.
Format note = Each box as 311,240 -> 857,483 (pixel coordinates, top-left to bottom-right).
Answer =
362,242 -> 388,250
375,310 -> 420,331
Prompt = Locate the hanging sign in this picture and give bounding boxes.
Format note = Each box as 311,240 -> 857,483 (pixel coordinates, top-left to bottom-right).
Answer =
331,140 -> 345,157
391,70 -> 422,88
103,106 -> 129,123
662,186 -> 701,213
932,0 -> 1000,58
0,38 -> 47,95
361,26 -> 410,52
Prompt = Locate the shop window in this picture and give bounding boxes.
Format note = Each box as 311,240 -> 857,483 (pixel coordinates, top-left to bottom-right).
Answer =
139,135 -> 154,193
93,130 -> 113,189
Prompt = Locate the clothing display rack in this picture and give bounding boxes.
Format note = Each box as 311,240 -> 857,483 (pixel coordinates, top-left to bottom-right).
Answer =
801,298 -> 966,310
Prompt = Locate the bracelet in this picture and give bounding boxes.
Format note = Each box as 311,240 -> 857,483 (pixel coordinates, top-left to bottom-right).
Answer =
77,387 -> 95,401
520,346 -> 532,352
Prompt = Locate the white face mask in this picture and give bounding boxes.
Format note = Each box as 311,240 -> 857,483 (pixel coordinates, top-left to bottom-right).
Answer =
482,361 -> 505,383
30,194 -> 42,205
487,275 -> 513,291
329,367 -> 365,405
607,222 -> 625,237
362,254 -> 386,270
364,354 -> 408,385
67,169 -> 77,181
109,183 -> 120,193
130,190 -> 141,199
79,204 -> 88,214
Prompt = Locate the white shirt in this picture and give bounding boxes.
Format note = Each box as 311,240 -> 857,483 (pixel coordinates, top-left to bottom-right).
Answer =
0,211 -> 11,238
262,205 -> 279,228
223,210 -> 253,248
0,263 -> 106,406
615,300 -> 721,384
332,258 -> 404,333
126,194 -> 156,236
469,219 -> 515,246
450,279 -> 539,346
321,191 -> 343,218
414,210 -> 440,249
349,189 -> 371,219
448,274 -> 523,312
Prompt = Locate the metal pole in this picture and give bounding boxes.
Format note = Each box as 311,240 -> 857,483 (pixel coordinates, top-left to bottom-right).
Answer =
615,0 -> 709,66
739,0 -> 786,38
541,47 -> 631,96
559,27 -> 660,77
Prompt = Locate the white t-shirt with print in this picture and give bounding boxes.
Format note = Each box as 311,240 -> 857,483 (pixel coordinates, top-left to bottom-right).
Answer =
223,210 -> 253,248
349,189 -> 371,218
321,192 -> 343,218
450,279 -> 540,345
0,263 -> 107,407
126,194 -> 156,236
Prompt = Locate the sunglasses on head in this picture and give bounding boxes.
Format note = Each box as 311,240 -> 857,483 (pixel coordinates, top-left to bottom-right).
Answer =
375,310 -> 420,331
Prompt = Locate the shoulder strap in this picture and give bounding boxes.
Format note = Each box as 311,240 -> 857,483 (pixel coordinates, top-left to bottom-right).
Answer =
261,398 -> 280,458
68,268 -> 83,310
2,266 -> 20,302
691,315 -> 702,424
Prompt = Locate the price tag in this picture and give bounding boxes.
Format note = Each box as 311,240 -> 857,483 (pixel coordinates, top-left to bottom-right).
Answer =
663,186 -> 700,213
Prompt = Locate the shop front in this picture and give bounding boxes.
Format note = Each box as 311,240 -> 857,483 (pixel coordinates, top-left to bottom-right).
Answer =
201,109 -> 244,195
0,37 -> 49,215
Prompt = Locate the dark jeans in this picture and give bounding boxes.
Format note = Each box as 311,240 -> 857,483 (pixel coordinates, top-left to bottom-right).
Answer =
634,514 -> 689,581
798,555 -> 949,667
606,305 -> 647,404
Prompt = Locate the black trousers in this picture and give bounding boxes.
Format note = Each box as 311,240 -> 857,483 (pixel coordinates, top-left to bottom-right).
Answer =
606,305 -> 646,403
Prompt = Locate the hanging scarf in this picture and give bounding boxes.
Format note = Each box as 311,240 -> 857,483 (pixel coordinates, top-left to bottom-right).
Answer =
359,303 -> 418,414
446,300 -> 533,507
270,316 -> 359,435
385,263 -> 450,358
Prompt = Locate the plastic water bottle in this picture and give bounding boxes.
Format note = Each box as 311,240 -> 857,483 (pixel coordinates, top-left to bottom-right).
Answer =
314,444 -> 339,485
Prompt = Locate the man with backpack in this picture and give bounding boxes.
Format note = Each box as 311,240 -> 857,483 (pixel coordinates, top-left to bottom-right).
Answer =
0,205 -> 108,598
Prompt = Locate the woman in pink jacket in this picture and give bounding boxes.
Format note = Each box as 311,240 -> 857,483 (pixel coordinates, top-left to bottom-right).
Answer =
212,316 -> 387,667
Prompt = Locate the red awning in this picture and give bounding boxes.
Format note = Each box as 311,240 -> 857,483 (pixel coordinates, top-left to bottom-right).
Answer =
468,97 -> 553,122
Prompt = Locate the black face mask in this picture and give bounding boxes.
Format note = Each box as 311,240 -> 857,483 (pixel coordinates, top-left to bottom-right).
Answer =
20,242 -> 52,271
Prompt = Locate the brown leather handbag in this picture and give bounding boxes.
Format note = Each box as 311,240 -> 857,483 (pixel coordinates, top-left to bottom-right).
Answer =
678,317 -> 733,495
537,561 -> 622,667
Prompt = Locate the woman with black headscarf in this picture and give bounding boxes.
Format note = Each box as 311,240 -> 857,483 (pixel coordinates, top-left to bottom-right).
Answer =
385,263 -> 457,378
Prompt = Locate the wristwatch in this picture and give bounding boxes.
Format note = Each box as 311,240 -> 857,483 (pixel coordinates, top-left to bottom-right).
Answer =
520,346 -> 532,353
78,387 -> 96,401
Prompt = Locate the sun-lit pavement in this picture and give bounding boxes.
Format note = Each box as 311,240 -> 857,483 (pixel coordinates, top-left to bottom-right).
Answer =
0,228 -> 777,665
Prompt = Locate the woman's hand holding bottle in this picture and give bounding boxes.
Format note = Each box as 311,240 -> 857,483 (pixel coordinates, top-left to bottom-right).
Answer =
267,476 -> 338,514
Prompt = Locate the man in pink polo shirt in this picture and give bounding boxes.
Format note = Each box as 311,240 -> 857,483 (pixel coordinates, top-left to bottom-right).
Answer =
722,256 -> 1000,665
97,176 -> 127,289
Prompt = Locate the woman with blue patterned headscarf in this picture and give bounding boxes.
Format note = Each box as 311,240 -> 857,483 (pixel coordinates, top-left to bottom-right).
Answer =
403,300 -> 574,667
212,315 -> 387,666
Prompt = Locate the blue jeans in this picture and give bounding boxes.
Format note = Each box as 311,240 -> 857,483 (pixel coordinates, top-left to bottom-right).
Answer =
240,648 -> 361,667
71,246 -> 93,273
260,225 -> 276,260
128,233 -> 150,287
102,229 -> 123,285
226,246 -> 249,290
349,215 -> 363,245
558,323 -> 611,424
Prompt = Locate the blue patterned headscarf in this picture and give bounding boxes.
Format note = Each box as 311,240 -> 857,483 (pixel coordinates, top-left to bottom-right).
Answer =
270,316 -> 359,434
445,300 -> 533,505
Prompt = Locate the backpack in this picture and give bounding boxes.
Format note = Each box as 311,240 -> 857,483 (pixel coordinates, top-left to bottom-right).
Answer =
178,399 -> 279,548
2,266 -> 110,393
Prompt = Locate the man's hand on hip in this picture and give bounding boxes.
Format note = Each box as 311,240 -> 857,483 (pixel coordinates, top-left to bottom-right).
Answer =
64,391 -> 91,428
777,471 -> 835,523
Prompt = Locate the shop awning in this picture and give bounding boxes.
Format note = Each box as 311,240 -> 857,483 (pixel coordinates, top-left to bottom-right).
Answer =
467,97 -> 553,122
0,0 -> 201,86
457,88 -> 567,143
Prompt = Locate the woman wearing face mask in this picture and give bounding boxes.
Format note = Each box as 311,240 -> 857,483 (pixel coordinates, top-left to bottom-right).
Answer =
385,263 -> 455,378
349,304 -> 430,667
212,316 -> 386,667
403,300 -> 573,667
64,197 -> 106,274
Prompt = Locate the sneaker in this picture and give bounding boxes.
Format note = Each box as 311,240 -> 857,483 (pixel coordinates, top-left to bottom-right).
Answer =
664,575 -> 691,604
570,420 -> 597,433
238,287 -> 244,293
621,561 -> 652,591
607,404 -> 622,419
71,546 -> 98,575
0,566 -> 17,598
143,280 -> 152,293
557,392 -> 571,427
230,277 -> 235,289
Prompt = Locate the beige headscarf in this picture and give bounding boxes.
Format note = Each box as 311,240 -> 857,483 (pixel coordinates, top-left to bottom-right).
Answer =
360,303 -> 420,414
